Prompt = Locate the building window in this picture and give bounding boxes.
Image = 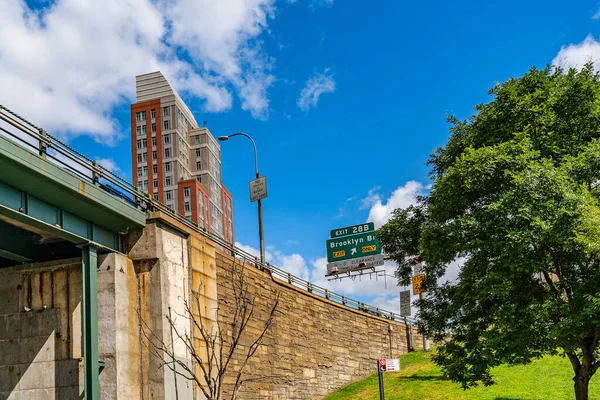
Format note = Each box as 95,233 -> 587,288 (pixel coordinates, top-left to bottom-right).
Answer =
165,148 -> 170,158
136,112 -> 142,122
195,149 -> 201,157
136,126 -> 141,135
166,190 -> 172,200
152,137 -> 156,146
151,109 -> 156,119
196,161 -> 201,170
138,182 -> 143,190
164,135 -> 170,144
141,125 -> 146,134
195,135 -> 200,145
163,120 -> 169,130
142,139 -> 147,148
166,176 -> 171,186
137,154 -> 142,162
163,106 -> 169,116
184,188 -> 190,197
137,167 -> 142,177
141,111 -> 146,121
137,139 -> 142,149
153,178 -> 158,188
143,180 -> 148,190
152,150 -> 157,160
143,166 -> 148,176
184,202 -> 190,212
153,165 -> 158,174
142,153 -> 147,162
165,162 -> 171,172
153,193 -> 158,200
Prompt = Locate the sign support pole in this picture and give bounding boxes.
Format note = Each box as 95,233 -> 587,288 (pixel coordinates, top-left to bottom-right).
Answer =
377,361 -> 385,400
256,172 -> 265,265
419,291 -> 430,351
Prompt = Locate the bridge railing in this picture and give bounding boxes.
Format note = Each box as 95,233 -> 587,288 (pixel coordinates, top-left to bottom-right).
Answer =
0,105 -> 419,326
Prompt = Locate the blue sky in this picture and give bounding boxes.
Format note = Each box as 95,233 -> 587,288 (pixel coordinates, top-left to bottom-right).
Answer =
3,0 -> 600,311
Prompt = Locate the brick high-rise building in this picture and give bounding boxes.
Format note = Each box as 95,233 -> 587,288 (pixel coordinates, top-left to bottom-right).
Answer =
131,71 -> 234,243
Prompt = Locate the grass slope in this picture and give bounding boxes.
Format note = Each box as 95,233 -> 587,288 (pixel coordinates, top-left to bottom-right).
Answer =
324,350 -> 600,400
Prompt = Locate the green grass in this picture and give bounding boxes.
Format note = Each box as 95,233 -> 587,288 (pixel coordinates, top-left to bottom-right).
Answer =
323,350 -> 600,400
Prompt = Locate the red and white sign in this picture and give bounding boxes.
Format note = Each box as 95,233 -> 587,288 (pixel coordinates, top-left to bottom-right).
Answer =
378,358 -> 400,372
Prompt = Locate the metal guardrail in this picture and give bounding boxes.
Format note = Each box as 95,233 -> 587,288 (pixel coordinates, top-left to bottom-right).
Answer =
0,105 -> 419,325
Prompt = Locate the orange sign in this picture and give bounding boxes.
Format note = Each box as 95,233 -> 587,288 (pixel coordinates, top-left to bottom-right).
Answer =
412,273 -> 425,295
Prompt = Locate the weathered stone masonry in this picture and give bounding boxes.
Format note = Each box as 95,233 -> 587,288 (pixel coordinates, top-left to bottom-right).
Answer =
215,251 -> 423,400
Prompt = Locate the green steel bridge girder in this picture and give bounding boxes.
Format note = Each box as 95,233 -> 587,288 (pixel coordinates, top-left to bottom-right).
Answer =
0,133 -> 146,239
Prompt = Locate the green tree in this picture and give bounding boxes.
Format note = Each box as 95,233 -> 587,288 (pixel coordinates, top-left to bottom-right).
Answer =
377,63 -> 600,400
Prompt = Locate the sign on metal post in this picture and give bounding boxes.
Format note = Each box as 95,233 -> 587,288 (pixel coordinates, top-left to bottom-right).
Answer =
326,223 -> 382,276
379,358 -> 400,372
400,290 -> 411,317
330,222 -> 375,238
412,273 -> 425,295
249,176 -> 267,202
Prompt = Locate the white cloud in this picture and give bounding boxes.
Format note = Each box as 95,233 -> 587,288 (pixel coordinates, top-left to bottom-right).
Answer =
364,181 -> 425,228
552,35 -> 600,71
0,0 -> 277,144
95,158 -> 121,175
593,7 -> 600,20
297,69 -> 336,111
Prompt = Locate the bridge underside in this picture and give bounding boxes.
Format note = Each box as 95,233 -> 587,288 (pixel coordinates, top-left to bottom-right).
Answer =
0,124 -> 146,398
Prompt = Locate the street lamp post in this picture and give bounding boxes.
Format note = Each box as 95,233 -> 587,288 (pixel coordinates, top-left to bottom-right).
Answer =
218,133 -> 265,265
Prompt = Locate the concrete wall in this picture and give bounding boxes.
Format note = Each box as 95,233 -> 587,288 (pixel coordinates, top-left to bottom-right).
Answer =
214,251 -> 423,400
0,214 -> 422,400
0,258 -> 83,400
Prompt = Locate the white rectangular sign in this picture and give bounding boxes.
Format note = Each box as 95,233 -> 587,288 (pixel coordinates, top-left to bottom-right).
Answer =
249,176 -> 267,202
379,358 -> 400,372
399,290 -> 411,317
326,254 -> 384,276
413,263 -> 423,276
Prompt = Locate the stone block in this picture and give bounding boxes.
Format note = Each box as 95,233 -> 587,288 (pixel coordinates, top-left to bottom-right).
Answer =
0,314 -> 20,340
0,339 -> 20,366
55,359 -> 80,388
20,310 -> 58,338
14,389 -> 55,400
0,365 -> 21,393
57,386 -> 82,400
18,361 -> 54,390
19,335 -> 55,364
0,274 -> 22,315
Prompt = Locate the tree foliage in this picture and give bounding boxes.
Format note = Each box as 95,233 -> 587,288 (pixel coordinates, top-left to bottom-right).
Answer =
378,63 -> 600,400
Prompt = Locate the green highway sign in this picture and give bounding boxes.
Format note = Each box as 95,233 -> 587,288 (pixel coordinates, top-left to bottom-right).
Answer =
330,222 -> 375,239
326,231 -> 381,262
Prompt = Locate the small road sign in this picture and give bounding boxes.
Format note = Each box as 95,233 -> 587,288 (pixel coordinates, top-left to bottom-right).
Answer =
379,358 -> 400,372
413,263 -> 423,276
326,232 -> 381,263
412,273 -> 425,295
249,176 -> 267,202
400,290 -> 411,317
326,254 -> 384,275
330,222 -> 375,239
